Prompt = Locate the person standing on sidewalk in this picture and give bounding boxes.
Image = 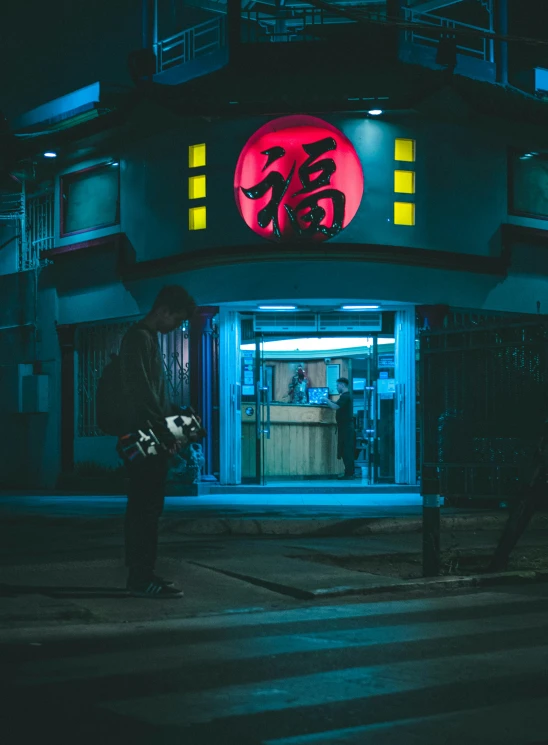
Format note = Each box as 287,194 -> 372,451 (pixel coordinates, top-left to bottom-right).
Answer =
323,378 -> 355,480
118,285 -> 196,598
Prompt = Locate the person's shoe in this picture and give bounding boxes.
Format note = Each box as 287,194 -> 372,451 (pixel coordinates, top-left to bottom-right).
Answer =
152,574 -> 174,587
127,577 -> 183,598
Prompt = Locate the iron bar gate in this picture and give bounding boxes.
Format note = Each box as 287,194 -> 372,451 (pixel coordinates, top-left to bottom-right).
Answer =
420,319 -> 548,505
76,320 -> 191,438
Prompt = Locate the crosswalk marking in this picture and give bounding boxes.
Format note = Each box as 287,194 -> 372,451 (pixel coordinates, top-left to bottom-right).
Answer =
2,590 -> 543,644
101,645 -> 548,726
13,608 -> 548,687
263,697 -> 548,745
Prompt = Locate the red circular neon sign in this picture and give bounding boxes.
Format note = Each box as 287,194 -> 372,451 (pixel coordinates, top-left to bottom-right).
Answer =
234,115 -> 363,243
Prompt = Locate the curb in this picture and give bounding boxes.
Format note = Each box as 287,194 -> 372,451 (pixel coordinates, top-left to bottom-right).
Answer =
310,568 -> 548,599
166,513 -> 548,536
1,569 -> 547,635
1,512 -> 548,536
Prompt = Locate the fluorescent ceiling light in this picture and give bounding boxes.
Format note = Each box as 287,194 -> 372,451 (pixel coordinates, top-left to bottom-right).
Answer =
43,151 -> 57,158
111,161 -> 119,166
368,109 -> 383,116
240,337 -> 395,353
341,305 -> 380,310
257,305 -> 297,311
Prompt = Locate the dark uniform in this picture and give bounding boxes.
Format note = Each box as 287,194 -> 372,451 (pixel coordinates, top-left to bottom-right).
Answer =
118,321 -> 175,583
336,391 -> 355,478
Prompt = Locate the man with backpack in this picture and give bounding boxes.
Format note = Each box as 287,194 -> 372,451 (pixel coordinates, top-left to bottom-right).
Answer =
115,285 -> 197,598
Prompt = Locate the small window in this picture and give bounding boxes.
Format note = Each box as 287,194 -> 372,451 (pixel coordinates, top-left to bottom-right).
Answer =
189,206 -> 206,230
394,170 -> 415,194
509,150 -> 548,220
394,202 -> 415,226
395,138 -> 416,162
61,162 -> 120,237
189,144 -> 206,168
189,175 -> 206,200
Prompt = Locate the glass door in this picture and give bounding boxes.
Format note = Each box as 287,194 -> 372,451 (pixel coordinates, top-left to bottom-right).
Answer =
219,309 -> 242,484
240,333 -> 271,483
255,334 -> 271,485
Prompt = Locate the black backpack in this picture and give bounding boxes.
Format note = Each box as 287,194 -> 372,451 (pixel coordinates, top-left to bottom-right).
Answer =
96,353 -> 125,436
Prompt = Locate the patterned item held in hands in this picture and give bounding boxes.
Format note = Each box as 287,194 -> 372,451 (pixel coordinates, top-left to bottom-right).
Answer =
117,408 -> 206,463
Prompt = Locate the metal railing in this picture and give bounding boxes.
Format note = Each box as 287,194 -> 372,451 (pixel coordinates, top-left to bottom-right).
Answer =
243,6 -> 359,43
0,188 -> 54,272
403,8 -> 494,63
28,190 -> 54,254
77,320 -> 191,437
156,16 -> 226,73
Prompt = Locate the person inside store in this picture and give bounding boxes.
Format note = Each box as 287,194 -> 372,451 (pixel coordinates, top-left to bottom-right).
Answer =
322,377 -> 355,480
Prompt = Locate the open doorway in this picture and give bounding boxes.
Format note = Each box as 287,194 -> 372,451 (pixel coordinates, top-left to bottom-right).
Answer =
240,334 -> 396,484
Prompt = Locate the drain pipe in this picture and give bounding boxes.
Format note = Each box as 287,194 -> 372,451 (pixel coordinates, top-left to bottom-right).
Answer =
386,0 -> 403,60
495,0 -> 508,86
141,0 -> 158,75
227,0 -> 241,65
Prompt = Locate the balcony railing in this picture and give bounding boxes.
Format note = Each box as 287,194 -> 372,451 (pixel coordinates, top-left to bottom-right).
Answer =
403,8 -> 494,63
156,16 -> 227,73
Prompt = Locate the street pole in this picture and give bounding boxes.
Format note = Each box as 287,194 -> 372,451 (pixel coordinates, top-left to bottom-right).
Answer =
422,482 -> 441,577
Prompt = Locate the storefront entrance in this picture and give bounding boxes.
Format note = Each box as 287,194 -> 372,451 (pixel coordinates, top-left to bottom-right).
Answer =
219,305 -> 417,487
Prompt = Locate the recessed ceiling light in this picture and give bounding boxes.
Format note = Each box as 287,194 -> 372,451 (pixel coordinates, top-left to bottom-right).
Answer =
368,109 -> 383,116
43,151 -> 57,158
258,305 -> 297,311
341,305 -> 380,310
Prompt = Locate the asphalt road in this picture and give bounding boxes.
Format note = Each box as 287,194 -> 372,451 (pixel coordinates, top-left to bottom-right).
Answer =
2,585 -> 548,745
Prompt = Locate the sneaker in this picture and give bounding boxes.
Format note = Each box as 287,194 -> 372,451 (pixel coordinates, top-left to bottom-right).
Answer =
127,577 -> 183,598
152,574 -> 174,587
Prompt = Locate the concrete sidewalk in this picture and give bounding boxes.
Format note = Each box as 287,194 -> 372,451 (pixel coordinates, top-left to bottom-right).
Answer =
1,492 -> 547,536
1,528 -> 548,632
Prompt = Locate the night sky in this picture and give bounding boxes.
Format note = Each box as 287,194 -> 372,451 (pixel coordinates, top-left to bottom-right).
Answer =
1,0 -> 548,123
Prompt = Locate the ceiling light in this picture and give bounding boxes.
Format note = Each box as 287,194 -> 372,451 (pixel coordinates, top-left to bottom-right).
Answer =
257,305 -> 297,311
111,161 -> 119,166
341,305 -> 380,311
368,109 -> 383,116
43,151 -> 57,158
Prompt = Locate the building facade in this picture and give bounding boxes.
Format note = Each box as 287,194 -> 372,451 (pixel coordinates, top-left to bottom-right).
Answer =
2,0 -> 548,492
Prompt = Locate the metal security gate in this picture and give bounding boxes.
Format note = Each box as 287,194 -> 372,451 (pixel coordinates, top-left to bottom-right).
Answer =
77,320 -> 191,437
420,319 -> 548,504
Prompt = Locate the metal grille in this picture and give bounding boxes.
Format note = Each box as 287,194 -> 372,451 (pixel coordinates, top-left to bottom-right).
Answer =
77,320 -> 191,437
77,321 -> 133,437
421,320 -> 548,501
159,321 -> 191,407
28,190 -> 54,256
0,187 -> 54,272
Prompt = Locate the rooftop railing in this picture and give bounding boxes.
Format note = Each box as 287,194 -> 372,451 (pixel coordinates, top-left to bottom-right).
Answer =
156,16 -> 227,73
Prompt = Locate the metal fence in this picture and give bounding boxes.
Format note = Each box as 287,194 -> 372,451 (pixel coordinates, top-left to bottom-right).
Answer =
403,7 -> 494,63
420,320 -> 548,502
77,320 -> 191,437
156,16 -> 226,72
0,187 -> 54,272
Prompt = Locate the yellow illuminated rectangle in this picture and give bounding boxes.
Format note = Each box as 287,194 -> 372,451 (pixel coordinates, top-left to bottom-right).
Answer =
394,202 -> 415,226
189,143 -> 206,168
189,175 -> 206,200
394,170 -> 415,194
189,206 -> 206,230
395,138 -> 416,162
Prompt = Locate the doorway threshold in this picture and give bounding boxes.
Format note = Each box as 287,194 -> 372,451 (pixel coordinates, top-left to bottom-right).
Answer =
205,482 -> 420,494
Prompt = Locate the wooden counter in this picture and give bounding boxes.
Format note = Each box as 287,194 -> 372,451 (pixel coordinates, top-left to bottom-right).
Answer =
242,403 -> 340,478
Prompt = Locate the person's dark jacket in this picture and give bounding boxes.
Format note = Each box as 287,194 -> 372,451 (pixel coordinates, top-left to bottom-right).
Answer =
335,391 -> 354,429
118,321 -> 174,436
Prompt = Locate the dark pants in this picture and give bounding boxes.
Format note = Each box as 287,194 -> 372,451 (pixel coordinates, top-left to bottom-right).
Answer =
337,426 -> 355,477
124,454 -> 169,579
